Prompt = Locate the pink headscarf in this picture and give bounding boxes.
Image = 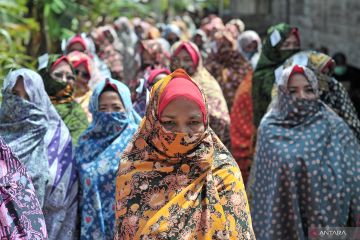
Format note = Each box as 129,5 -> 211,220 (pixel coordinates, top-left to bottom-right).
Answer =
158,71 -> 206,124
147,68 -> 171,85
66,35 -> 87,52
173,42 -> 200,70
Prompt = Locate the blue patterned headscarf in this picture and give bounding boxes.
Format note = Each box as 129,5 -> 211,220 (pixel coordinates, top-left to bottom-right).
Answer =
0,69 -> 50,207
248,65 -> 360,239
76,78 -> 140,239
0,68 -> 79,240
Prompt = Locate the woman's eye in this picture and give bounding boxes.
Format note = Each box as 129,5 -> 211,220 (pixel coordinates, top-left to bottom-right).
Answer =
306,88 -> 314,93
162,121 -> 176,126
189,121 -> 201,126
54,73 -> 63,78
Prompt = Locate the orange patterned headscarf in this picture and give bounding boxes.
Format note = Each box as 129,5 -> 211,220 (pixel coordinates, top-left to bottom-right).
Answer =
115,69 -> 255,240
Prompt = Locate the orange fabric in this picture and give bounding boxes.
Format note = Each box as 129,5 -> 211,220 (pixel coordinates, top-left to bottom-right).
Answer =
114,69 -> 255,240
230,71 -> 255,184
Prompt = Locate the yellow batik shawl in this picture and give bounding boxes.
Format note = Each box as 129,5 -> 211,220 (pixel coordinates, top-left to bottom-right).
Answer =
115,69 -> 255,240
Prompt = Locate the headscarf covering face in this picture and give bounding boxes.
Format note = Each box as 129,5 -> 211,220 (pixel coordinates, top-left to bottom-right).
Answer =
205,31 -> 252,110
252,23 -> 300,127
67,50 -> 102,93
39,54 -> 89,145
0,69 -> 50,206
91,25 -> 125,81
0,137 -> 48,239
38,54 -> 75,104
76,78 -> 140,239
171,41 -> 200,75
238,30 -> 262,68
283,51 -> 360,140
114,69 -> 255,239
171,41 -> 231,148
1,69 -> 79,239
273,65 -> 320,123
139,39 -> 171,70
162,24 -> 182,45
157,76 -> 207,124
248,64 -> 360,239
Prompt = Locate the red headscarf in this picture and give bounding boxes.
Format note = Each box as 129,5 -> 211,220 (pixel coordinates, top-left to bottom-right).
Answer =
289,64 -> 305,79
147,68 -> 171,85
158,70 -> 206,124
72,58 -> 91,77
51,56 -> 71,72
66,35 -> 87,52
173,42 -> 200,70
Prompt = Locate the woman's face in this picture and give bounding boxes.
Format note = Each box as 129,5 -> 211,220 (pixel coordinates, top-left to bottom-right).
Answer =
287,74 -> 316,99
244,41 -> 258,53
142,50 -> 153,69
12,76 -> 29,100
193,35 -> 204,48
280,33 -> 300,50
99,91 -> 125,112
160,97 -> 205,134
51,61 -> 75,85
74,63 -> 91,87
68,42 -> 85,53
166,32 -> 179,46
171,49 -> 195,76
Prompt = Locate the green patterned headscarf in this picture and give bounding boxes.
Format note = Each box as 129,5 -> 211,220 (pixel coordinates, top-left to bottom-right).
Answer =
252,23 -> 300,127
38,54 -> 88,144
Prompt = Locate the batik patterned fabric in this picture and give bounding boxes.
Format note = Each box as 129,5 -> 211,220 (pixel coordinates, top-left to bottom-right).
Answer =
114,69 -> 255,240
205,31 -> 252,111
39,54 -> 89,145
113,17 -> 139,85
0,69 -> 79,240
91,26 -> 125,81
76,78 -> 140,240
0,70 -> 50,207
248,66 -> 360,239
172,41 -> 231,149
230,72 -> 255,184
283,51 -> 360,141
130,39 -> 171,91
0,137 -> 48,240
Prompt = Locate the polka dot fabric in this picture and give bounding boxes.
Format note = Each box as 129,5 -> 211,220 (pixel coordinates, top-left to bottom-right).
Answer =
248,72 -> 360,239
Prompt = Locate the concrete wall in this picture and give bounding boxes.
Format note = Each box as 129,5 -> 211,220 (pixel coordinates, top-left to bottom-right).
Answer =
229,0 -> 360,68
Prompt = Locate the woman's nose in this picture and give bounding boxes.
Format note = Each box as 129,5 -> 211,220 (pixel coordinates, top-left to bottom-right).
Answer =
298,90 -> 306,99
176,124 -> 190,134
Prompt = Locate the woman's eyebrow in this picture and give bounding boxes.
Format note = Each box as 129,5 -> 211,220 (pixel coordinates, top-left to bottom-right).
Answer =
189,115 -> 202,119
160,115 -> 176,119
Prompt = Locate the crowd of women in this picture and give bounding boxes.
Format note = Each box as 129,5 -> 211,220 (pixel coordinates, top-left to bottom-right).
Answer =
1,13 -> 360,240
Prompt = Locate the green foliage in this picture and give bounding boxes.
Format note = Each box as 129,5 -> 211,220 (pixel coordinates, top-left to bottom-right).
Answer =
0,0 -> 40,101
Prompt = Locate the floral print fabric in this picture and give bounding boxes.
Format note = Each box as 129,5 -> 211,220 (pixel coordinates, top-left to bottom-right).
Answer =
115,69 -> 255,240
76,78 -> 140,239
248,66 -> 360,239
0,137 -> 48,240
0,69 -> 79,240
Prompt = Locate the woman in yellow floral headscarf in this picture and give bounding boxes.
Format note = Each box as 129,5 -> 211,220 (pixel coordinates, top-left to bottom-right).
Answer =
114,69 -> 255,240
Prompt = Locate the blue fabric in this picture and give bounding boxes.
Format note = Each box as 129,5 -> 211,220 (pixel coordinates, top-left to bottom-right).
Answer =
76,78 -> 140,239
0,68 -> 79,240
248,66 -> 360,239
